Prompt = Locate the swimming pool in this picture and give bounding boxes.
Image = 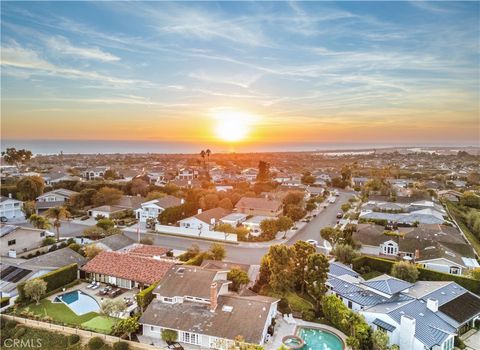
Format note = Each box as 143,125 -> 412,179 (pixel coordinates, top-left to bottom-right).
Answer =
297,327 -> 344,350
54,290 -> 100,315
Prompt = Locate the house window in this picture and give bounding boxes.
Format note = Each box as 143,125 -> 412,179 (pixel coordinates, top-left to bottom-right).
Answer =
348,300 -> 352,309
8,239 -> 16,246
164,297 -> 174,303
449,267 -> 460,275
40,231 -> 45,237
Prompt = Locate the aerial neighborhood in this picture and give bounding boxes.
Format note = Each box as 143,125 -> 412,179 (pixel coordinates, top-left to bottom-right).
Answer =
0,147 -> 480,350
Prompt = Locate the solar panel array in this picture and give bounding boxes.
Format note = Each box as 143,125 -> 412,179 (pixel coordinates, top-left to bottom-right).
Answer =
0,264 -> 32,283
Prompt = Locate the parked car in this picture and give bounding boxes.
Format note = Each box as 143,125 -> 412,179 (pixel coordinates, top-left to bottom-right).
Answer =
0,216 -> 7,223
336,212 -> 343,219
306,239 -> 319,247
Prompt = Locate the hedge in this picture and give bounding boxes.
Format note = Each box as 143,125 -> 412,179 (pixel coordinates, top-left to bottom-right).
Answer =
136,281 -> 159,311
0,297 -> 10,308
17,263 -> 78,302
352,255 -> 480,294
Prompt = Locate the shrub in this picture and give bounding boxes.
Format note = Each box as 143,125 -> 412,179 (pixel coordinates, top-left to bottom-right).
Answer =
68,334 -> 80,345
113,341 -> 129,350
42,237 -> 56,246
278,298 -> 291,315
13,326 -> 27,339
161,329 -> 178,343
5,320 -> 18,329
136,282 -> 159,311
88,336 -> 105,350
302,309 -> 316,322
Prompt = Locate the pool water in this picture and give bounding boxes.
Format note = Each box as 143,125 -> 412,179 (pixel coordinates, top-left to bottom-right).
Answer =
54,290 -> 100,315
298,328 -> 343,350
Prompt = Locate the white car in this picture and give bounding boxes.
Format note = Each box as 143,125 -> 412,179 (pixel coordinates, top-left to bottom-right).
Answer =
306,239 -> 319,247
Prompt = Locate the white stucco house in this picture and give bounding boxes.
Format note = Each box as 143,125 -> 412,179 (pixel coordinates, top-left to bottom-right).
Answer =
0,195 -> 24,222
135,196 -> 184,223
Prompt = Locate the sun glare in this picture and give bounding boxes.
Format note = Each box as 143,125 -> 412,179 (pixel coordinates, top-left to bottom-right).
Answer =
213,109 -> 255,142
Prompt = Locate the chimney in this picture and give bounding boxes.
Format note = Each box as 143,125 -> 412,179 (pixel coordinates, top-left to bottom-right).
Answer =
211,218 -> 216,226
210,282 -> 218,312
198,208 -> 203,214
415,249 -> 420,260
426,298 -> 438,313
181,198 -> 185,204
400,315 -> 416,350
8,193 -> 12,199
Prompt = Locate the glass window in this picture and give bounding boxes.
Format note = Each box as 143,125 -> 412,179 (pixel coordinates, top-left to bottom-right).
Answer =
8,239 -> 16,246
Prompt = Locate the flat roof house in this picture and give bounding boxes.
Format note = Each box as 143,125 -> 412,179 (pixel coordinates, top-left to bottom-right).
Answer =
235,197 -> 283,217
140,265 -> 278,349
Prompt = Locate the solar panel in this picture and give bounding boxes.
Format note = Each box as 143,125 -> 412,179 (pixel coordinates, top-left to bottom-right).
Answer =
1,266 -> 32,283
0,266 -> 17,279
9,269 -> 32,283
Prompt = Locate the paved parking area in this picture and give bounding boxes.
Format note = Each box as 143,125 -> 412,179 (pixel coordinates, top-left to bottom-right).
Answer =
463,329 -> 480,350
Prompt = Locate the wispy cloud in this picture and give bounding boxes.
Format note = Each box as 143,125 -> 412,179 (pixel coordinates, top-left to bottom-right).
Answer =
46,36 -> 120,62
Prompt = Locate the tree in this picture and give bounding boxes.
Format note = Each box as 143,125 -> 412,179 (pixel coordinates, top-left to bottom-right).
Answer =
332,244 -> 359,264
461,192 -> 480,209
301,172 -> 315,185
391,261 -> 419,283
104,169 -> 119,180
100,299 -> 126,317
469,267 -> 480,280
1,148 -> 32,170
22,200 -> 36,219
341,203 -> 351,213
285,204 -> 306,221
256,161 -> 270,182
200,193 -> 219,210
178,244 -> 201,261
16,176 -> 45,201
161,329 -> 178,343
158,205 -> 184,225
29,214 -> 51,230
96,218 -> 115,231
45,206 -> 70,240
112,316 -> 140,340
305,253 -> 329,313
93,187 -> 123,206
84,244 -> 103,260
200,150 -> 206,167
129,179 -> 149,197
83,226 -> 107,239
292,241 -> 315,293
227,268 -> 250,291
209,243 -> 226,261
331,177 -> 347,189
24,279 -> 47,305
283,191 -> 304,207
260,219 -> 279,239
372,329 -> 389,350
140,237 -> 154,245
276,216 -> 294,238
145,191 -> 166,201
320,227 -> 343,247
218,197 -> 233,210
215,223 -> 236,234
267,245 -> 293,294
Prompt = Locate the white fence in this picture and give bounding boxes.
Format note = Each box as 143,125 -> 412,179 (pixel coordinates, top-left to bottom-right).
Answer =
154,224 -> 238,242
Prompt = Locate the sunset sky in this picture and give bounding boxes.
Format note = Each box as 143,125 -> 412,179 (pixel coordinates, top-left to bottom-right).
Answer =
1,1 -> 479,151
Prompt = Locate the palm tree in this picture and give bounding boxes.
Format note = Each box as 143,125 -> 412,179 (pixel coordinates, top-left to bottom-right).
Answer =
200,150 -> 206,167
29,214 -> 51,230
45,206 -> 70,240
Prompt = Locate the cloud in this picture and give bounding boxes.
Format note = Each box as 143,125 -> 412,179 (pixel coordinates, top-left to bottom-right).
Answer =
409,1 -> 453,14
46,36 -> 120,62
1,41 -> 143,86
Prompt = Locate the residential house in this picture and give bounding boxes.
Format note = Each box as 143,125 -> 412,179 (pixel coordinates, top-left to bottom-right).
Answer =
179,208 -> 231,233
359,199 -> 447,225
0,225 -> 48,257
43,172 -> 81,185
89,195 -> 144,218
176,168 -> 199,180
84,167 -> 109,180
305,186 -> 325,198
135,196 -> 184,223
35,188 -> 78,212
169,178 -> 202,189
235,197 -> 283,217
219,213 -> 248,227
81,248 -> 174,289
0,195 -> 24,221
140,265 -> 278,349
241,168 -> 258,182
0,247 -> 86,298
200,260 -> 260,288
327,262 -> 480,350
90,233 -> 136,252
353,224 -> 479,275
352,177 -> 369,187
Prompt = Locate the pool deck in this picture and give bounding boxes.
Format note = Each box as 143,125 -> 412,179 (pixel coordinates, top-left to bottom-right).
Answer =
266,316 -> 348,350
48,281 -> 139,317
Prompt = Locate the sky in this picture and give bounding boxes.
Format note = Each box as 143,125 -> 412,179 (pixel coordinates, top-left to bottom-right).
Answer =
1,1 -> 479,152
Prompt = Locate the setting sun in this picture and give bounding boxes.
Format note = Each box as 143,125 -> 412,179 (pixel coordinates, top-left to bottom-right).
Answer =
213,109 -> 255,142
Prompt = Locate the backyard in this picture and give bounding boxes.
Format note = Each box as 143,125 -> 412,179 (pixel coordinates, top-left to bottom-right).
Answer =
15,299 -> 118,334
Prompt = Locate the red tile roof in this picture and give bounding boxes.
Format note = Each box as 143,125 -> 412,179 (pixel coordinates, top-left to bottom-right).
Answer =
81,251 -> 174,284
127,244 -> 171,258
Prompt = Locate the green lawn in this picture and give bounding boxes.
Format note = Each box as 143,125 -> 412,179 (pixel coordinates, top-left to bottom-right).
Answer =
19,300 -> 117,334
262,286 -> 313,313
361,271 -> 384,280
81,315 -> 117,333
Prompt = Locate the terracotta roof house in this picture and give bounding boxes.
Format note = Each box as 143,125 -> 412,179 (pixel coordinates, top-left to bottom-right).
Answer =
235,197 -> 283,217
81,250 -> 174,289
140,265 -> 278,348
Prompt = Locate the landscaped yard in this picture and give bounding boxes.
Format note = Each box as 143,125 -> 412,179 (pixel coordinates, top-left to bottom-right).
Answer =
262,286 -> 313,313
17,300 -> 117,334
446,201 -> 480,256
